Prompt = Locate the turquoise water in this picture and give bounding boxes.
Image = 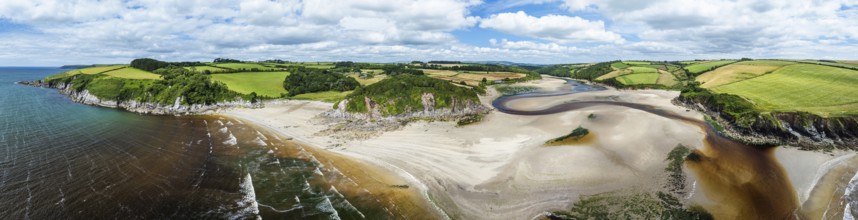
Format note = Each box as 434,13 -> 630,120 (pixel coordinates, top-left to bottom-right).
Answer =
0,67 -> 394,219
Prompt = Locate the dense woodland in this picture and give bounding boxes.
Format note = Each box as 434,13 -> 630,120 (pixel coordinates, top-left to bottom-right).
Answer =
282,68 -> 360,96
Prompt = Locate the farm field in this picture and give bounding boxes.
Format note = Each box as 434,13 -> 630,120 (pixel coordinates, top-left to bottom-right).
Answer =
616,73 -> 659,85
656,70 -> 678,86
103,67 -> 162,80
278,63 -> 335,69
684,60 -> 737,74
213,63 -> 281,71
349,74 -> 387,86
291,91 -> 352,102
610,62 -> 629,69
210,71 -> 290,97
710,64 -> 858,116
596,69 -> 632,80
78,65 -> 127,74
696,60 -> 797,88
796,60 -> 858,69
597,61 -> 683,86
628,66 -> 658,73
184,66 -> 229,73
422,69 -> 526,86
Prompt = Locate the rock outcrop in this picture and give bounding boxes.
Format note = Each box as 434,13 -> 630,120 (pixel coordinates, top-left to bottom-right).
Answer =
25,80 -> 261,115
673,98 -> 858,150
320,92 -> 491,140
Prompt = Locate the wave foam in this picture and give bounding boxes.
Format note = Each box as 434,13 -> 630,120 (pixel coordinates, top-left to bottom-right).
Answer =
223,133 -> 237,146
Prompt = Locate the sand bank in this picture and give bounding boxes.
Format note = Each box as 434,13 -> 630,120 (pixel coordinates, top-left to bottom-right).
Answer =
223,77 -> 858,219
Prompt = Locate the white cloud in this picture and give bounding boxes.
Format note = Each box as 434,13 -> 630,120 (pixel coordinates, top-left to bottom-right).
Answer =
0,0 -> 856,65
562,0 -> 858,54
480,11 -> 624,44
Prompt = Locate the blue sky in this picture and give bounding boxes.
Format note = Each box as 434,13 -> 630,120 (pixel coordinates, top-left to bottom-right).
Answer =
0,0 -> 856,66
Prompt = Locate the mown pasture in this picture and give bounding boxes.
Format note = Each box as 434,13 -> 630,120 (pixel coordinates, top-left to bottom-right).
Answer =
616,73 -> 659,85
684,60 -> 737,74
210,71 -> 290,98
695,60 -> 796,88
103,67 -> 162,80
710,64 -> 858,116
213,63 -> 281,71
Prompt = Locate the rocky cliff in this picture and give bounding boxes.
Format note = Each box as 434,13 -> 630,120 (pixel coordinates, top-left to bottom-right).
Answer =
21,80 -> 261,115
673,97 -> 858,150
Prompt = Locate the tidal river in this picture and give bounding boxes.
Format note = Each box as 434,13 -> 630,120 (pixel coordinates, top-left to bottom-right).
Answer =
492,79 -> 858,219
0,67 -> 405,219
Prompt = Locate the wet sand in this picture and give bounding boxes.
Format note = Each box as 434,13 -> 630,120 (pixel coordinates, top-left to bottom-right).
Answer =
225,78 -> 711,219
224,77 -> 858,219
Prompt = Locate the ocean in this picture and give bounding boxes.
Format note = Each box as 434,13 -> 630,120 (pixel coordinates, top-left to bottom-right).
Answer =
0,67 -> 396,219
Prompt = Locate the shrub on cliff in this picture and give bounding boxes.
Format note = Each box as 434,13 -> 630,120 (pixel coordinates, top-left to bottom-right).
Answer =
283,68 -> 360,96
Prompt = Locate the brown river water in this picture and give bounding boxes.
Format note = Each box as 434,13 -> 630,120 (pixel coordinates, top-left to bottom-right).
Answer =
493,95 -> 800,219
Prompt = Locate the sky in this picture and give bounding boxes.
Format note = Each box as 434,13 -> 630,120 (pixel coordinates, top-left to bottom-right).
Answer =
0,0 -> 857,66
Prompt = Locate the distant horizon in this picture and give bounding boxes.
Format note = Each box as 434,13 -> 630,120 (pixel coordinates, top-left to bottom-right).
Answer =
2,57 -> 857,68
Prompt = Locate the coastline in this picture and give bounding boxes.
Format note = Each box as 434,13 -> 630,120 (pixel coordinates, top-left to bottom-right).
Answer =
225,107 -> 446,219
221,77 -> 717,219
28,71 -> 858,218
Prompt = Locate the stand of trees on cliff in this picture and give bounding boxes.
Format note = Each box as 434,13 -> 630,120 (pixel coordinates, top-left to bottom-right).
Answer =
47,67 -> 248,105
282,68 -> 360,96
337,74 -> 481,116
131,58 -> 209,71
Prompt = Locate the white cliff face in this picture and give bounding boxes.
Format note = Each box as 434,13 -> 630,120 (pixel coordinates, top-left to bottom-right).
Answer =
421,92 -> 435,114
54,82 -> 261,115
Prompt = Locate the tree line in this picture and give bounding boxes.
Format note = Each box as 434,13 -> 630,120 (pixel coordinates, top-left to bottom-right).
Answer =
282,67 -> 360,96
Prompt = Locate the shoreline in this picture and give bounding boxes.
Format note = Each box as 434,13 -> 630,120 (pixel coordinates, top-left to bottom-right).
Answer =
221,77 -> 715,219
225,109 -> 447,219
222,76 -> 858,219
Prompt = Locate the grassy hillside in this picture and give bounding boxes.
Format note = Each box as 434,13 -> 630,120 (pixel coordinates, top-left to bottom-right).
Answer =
423,69 -> 528,86
709,64 -> 858,116
213,63 -> 280,71
210,72 -> 290,98
696,60 -> 796,88
684,60 -> 737,74
184,65 -> 230,73
616,73 -> 659,85
45,67 -> 240,105
585,61 -> 686,87
103,67 -> 162,80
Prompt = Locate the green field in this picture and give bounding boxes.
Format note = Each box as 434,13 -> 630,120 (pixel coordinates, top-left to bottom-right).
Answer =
291,91 -> 352,102
213,63 -> 281,71
710,64 -> 858,116
78,65 -> 127,74
628,66 -> 658,73
695,60 -> 797,88
350,74 -> 387,86
278,62 -> 335,69
611,62 -> 630,69
184,66 -> 230,73
210,72 -> 290,97
623,61 -> 650,65
684,60 -> 737,73
103,67 -> 162,80
616,73 -> 659,85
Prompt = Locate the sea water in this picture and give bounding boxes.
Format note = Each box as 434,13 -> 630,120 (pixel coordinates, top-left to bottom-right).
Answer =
0,67 -> 395,219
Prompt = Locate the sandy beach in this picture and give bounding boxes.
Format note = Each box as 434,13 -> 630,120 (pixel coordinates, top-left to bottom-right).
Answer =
223,77 -> 858,219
